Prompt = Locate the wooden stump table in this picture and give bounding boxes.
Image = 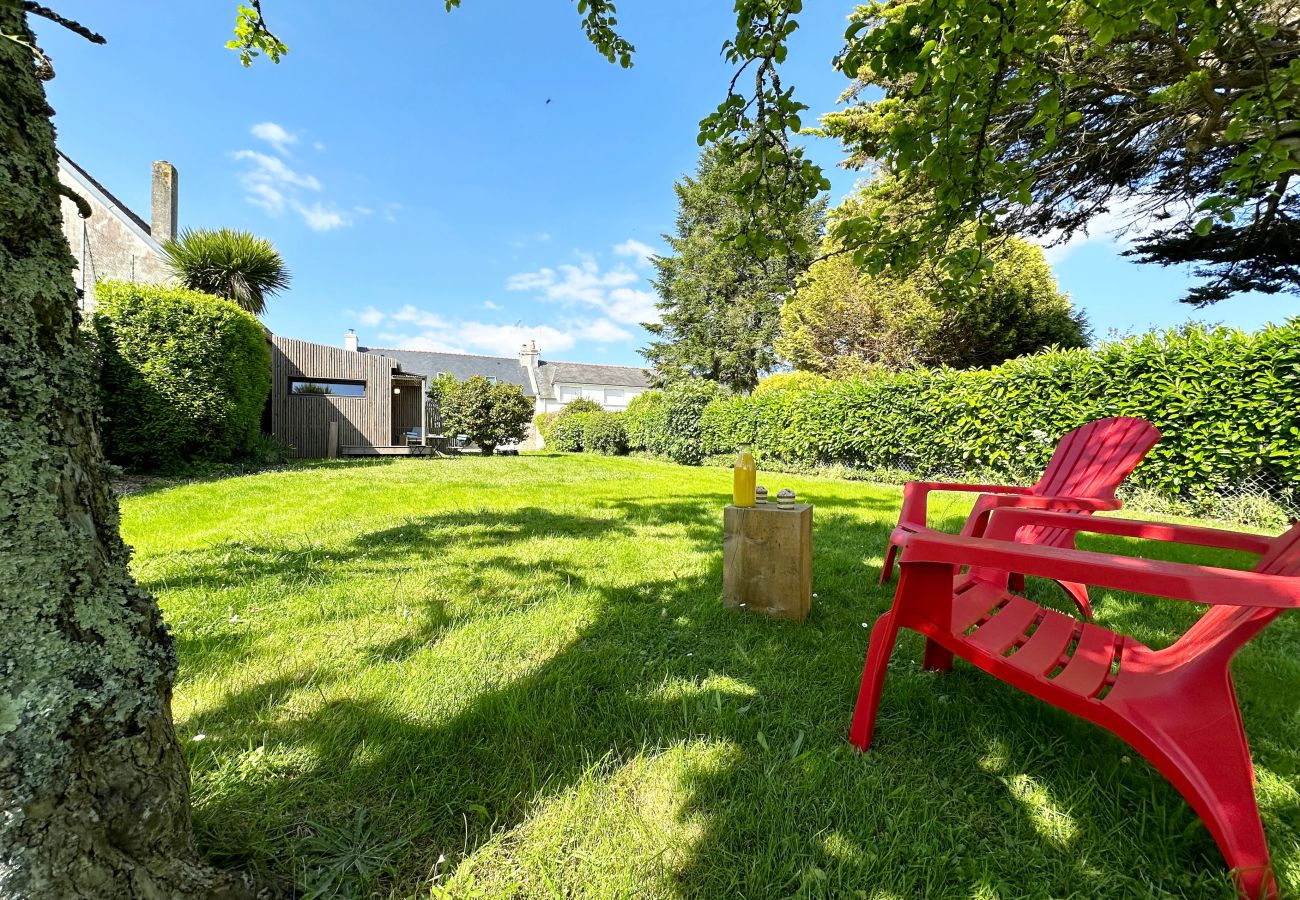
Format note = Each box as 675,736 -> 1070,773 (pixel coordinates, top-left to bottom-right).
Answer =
722,503 -> 812,621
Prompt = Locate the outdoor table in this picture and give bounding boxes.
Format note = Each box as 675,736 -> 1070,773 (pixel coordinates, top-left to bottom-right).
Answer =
722,502 -> 812,621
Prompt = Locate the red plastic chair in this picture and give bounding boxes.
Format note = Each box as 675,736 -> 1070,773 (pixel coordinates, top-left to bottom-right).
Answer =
881,416 -> 1161,618
853,509 -> 1300,900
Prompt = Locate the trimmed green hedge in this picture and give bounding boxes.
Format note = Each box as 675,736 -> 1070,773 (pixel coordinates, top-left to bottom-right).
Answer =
583,411 -> 628,455
636,321 -> 1300,500
622,379 -> 720,465
92,280 -> 271,470
548,413 -> 589,452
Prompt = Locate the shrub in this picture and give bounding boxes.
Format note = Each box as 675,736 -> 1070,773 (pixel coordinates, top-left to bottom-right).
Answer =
548,413 -> 589,452
161,227 -> 291,316
559,397 -> 603,416
690,320 -> 1300,500
437,375 -> 534,456
583,412 -> 628,455
92,280 -> 271,471
624,391 -> 668,451
534,411 -> 561,443
753,371 -> 831,394
648,379 -> 722,465
538,398 -> 604,449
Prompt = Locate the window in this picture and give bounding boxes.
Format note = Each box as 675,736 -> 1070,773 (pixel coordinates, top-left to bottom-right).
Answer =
582,388 -> 603,403
290,378 -> 365,397
606,390 -> 624,404
486,376 -> 498,385
436,371 -> 450,379
558,386 -> 580,402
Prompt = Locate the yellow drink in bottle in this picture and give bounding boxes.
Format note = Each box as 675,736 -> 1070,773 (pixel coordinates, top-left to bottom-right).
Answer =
733,445 -> 756,507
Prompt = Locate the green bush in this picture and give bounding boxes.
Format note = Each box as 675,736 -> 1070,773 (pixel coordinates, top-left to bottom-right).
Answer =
437,375 -> 534,456
624,391 -> 668,451
548,413 -> 589,452
753,371 -> 832,394
539,398 -> 604,450
92,280 -> 271,471
691,321 -> 1300,499
652,379 -> 722,465
534,411 -> 561,443
559,397 -> 603,416
583,412 -> 628,455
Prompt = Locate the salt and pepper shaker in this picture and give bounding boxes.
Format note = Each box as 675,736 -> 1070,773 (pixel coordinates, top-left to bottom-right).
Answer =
755,486 -> 768,505
776,488 -> 796,510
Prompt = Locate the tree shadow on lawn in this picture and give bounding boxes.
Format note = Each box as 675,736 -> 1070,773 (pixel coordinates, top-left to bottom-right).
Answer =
173,502 -> 1297,898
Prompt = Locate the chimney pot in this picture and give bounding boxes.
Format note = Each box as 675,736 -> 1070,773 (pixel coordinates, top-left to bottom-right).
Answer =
151,161 -> 178,242
519,339 -> 539,369
344,329 -> 359,352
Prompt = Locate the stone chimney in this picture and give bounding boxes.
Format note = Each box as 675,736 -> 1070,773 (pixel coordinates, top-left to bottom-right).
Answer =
519,339 -> 539,369
151,161 -> 178,242
344,329 -> 359,352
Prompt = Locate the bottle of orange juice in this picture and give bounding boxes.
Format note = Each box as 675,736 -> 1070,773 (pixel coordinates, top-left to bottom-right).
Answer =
733,444 -> 757,507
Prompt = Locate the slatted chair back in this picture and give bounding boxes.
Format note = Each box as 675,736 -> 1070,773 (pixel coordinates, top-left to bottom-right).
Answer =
1019,417 -> 1161,550
1033,416 -> 1162,499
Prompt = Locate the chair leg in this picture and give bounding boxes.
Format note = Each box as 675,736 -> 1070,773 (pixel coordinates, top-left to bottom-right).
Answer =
849,611 -> 901,751
1056,580 -> 1093,619
879,541 -> 899,584
1124,680 -> 1277,900
1008,573 -> 1026,593
922,639 -> 953,673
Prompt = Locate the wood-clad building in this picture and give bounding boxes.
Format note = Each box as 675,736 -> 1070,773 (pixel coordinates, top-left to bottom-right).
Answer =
269,335 -> 427,457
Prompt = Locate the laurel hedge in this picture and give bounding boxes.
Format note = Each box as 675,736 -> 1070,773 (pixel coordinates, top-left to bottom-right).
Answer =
632,321 -> 1300,500
624,380 -> 721,465
547,414 -> 589,452
91,280 -> 271,471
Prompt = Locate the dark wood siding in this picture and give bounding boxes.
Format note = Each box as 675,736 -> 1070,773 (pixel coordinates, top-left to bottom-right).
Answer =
271,336 -> 395,457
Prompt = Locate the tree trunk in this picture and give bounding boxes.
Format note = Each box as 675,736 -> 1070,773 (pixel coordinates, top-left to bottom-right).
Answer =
0,12 -> 258,898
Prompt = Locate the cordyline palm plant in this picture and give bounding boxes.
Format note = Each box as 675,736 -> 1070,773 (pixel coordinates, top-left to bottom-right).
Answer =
161,227 -> 291,315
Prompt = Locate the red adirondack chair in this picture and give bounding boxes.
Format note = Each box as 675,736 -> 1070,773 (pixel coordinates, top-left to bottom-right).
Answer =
881,416 -> 1161,618
852,508 -> 1300,900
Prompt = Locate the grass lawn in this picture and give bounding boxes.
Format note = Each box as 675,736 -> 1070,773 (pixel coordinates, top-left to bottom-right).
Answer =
120,454 -> 1300,899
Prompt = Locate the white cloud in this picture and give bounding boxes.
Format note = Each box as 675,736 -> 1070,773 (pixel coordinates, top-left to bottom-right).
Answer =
233,147 -> 355,231
356,304 -> 634,357
251,121 -> 297,155
234,150 -> 320,190
613,238 -> 656,267
482,300 -> 503,311
246,182 -> 287,215
506,249 -> 660,326
1034,195 -> 1175,266
297,202 -> 349,232
357,306 -> 385,326
577,318 -> 634,342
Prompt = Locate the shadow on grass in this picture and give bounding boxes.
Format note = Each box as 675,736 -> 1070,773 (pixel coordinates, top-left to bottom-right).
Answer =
170,499 -> 1300,898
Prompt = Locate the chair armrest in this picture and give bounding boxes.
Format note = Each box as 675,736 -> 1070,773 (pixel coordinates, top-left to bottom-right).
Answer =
976,494 -> 1119,513
899,480 -> 1033,529
981,508 -> 1275,556
961,493 -> 1121,537
895,529 -> 1300,609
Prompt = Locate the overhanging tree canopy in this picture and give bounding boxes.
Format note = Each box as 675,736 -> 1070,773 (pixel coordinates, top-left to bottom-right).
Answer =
823,0 -> 1300,305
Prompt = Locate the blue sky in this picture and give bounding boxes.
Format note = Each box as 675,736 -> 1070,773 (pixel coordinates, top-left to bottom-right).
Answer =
37,1 -> 1296,365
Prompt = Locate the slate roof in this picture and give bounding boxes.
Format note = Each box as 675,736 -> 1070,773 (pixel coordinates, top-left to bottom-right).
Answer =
359,347 -> 534,396
536,361 -> 651,396
57,150 -> 156,240
358,347 -> 652,400
56,150 -> 165,256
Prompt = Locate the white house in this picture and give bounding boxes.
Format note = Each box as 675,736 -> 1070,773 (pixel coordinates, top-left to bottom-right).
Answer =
353,336 -> 652,414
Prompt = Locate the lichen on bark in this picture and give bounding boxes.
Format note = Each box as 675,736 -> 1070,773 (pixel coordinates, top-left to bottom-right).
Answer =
0,10 -> 260,898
